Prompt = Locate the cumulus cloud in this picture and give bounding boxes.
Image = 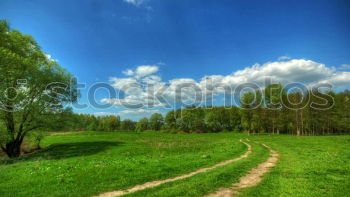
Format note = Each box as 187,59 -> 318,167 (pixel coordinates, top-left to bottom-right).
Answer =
227,59 -> 334,84
122,69 -> 134,76
102,59 -> 350,112
102,65 -> 165,109
122,65 -> 159,79
135,65 -> 159,78
110,77 -> 138,88
318,72 -> 350,90
142,75 -> 162,84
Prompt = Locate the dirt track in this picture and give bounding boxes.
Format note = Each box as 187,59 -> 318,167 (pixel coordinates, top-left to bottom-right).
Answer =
205,143 -> 279,197
95,139 -> 252,197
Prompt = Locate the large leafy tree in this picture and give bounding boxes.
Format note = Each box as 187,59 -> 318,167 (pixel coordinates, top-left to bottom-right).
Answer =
0,20 -> 77,157
149,113 -> 164,131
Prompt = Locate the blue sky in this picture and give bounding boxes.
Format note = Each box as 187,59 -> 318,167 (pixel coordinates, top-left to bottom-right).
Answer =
1,0 -> 350,120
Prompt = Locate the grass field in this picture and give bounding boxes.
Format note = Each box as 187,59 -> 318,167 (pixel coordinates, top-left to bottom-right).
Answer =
1,132 -> 349,197
241,135 -> 350,197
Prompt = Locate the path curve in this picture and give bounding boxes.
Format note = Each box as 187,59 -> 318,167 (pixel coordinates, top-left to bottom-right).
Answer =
95,139 -> 252,197
205,143 -> 279,197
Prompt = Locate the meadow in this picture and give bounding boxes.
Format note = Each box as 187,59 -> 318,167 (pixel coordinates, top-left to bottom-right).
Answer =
0,132 -> 349,197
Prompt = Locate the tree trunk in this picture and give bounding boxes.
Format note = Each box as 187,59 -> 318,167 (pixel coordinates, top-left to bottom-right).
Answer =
300,111 -> 304,136
3,139 -> 22,158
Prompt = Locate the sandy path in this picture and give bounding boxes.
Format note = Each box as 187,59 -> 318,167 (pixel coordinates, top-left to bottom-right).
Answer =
205,143 -> 279,197
95,139 -> 252,197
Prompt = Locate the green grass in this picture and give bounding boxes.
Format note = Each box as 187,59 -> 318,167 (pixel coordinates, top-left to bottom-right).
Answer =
0,132 -> 246,197
239,135 -> 350,197
1,132 -> 349,197
126,141 -> 270,197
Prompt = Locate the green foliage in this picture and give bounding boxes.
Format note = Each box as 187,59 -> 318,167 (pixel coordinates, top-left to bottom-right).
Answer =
136,118 -> 149,132
0,122 -> 7,144
0,19 -> 77,157
120,119 -> 136,131
27,130 -> 46,149
157,85 -> 350,135
149,113 -> 164,131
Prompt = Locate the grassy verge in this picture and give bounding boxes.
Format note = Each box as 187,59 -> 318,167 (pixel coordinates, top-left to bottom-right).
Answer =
0,132 -> 246,197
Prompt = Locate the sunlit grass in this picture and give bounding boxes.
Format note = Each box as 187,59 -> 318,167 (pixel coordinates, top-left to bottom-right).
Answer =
0,132 -> 245,197
240,135 -> 350,197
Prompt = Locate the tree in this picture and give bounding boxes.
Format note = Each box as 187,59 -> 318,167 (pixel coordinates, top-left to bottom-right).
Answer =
205,107 -> 231,132
120,119 -> 136,131
136,118 -> 148,132
264,84 -> 284,134
87,116 -> 99,131
104,115 -> 121,131
154,85 -> 348,135
229,107 -> 241,132
149,113 -> 164,131
0,20 -> 77,157
165,111 -> 177,129
240,91 -> 262,135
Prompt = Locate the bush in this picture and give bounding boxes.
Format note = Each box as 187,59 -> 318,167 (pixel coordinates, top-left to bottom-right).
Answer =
28,131 -> 46,149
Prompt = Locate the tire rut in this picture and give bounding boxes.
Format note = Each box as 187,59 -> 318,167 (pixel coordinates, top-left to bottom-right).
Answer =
205,143 -> 279,197
95,139 -> 252,197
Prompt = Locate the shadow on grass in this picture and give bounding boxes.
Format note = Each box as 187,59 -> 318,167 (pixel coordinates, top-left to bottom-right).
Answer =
0,141 -> 122,165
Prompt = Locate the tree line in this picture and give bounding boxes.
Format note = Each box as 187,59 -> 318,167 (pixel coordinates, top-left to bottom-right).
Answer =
39,83 -> 350,136
32,108 -> 163,133
159,85 -> 350,135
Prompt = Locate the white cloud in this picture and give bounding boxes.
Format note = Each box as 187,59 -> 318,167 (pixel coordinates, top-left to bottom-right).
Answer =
122,65 -> 159,79
135,65 -> 159,78
123,0 -> 144,6
142,75 -> 162,84
102,65 -> 165,108
102,59 -> 350,116
318,72 -> 350,90
226,59 -> 334,85
109,77 -> 140,95
122,69 -> 134,76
